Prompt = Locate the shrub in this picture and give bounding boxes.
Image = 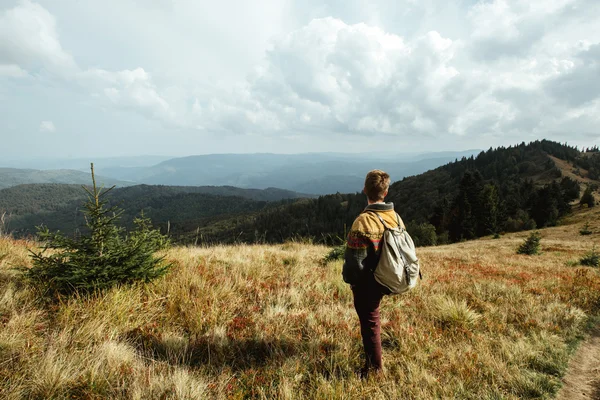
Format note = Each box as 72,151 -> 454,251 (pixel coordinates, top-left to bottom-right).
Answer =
580,222 -> 593,236
25,164 -> 171,295
406,222 -> 437,247
580,246 -> 599,267
323,245 -> 345,263
517,231 -> 541,255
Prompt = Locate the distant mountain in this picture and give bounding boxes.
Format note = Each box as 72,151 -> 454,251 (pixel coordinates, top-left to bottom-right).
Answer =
0,155 -> 173,171
0,168 -> 132,190
95,150 -> 481,194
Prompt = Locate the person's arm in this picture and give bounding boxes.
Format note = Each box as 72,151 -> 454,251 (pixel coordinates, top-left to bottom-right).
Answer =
342,219 -> 371,285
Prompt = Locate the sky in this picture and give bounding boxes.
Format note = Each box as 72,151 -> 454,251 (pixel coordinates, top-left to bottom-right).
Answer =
1,0 -> 599,159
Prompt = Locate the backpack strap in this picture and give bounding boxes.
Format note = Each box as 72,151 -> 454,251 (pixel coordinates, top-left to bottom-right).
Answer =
366,210 -> 405,231
365,210 -> 389,229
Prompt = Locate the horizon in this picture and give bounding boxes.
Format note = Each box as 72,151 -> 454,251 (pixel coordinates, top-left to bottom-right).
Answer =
2,139 -> 597,165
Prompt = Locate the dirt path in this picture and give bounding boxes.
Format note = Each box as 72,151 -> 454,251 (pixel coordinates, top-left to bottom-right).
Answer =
557,328 -> 600,400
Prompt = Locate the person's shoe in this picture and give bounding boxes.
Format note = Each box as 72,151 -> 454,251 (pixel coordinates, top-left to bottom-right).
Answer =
359,366 -> 385,379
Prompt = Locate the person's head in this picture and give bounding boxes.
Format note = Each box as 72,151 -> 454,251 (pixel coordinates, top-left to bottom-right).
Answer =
363,169 -> 390,203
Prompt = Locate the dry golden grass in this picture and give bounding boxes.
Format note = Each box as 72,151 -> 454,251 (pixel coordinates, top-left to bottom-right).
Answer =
1,206 -> 600,399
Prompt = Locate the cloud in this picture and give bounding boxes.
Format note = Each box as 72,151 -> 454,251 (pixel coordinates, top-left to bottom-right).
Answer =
39,120 -> 55,132
0,0 -> 77,77
0,1 -> 175,124
545,44 -> 600,106
467,0 -> 578,60
1,0 -> 600,153
81,67 -> 175,124
0,64 -> 28,77
188,19 -> 471,138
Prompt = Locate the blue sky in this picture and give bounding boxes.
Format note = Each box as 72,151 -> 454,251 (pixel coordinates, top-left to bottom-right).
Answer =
1,0 -> 599,159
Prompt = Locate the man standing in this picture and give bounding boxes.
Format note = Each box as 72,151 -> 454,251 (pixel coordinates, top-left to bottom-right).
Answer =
342,169 -> 405,377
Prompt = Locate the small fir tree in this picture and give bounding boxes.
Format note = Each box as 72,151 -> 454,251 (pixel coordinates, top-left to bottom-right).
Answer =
580,222 -> 593,236
517,231 -> 541,255
580,246 -> 599,267
26,163 -> 171,295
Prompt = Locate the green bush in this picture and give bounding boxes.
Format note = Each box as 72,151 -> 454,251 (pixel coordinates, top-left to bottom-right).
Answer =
517,231 -> 541,255
580,222 -> 593,236
323,245 -> 345,263
406,222 -> 437,247
580,246 -> 599,267
25,164 -> 171,295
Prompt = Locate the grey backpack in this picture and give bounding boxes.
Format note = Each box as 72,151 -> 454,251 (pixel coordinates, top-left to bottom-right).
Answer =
368,211 -> 422,294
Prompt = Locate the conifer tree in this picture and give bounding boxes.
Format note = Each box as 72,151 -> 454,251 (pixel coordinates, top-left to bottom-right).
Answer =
517,231 -> 541,255
580,186 -> 595,208
26,164 -> 171,295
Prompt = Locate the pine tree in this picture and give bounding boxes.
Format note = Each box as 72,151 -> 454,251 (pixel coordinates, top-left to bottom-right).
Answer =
517,231 -> 541,255
580,186 -> 595,208
26,164 -> 171,295
479,184 -> 500,236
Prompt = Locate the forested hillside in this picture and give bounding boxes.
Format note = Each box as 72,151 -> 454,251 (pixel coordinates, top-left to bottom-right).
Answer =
0,184 -> 310,237
188,140 -> 599,245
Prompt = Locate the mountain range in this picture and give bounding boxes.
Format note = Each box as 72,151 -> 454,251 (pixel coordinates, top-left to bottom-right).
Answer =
0,150 -> 481,195
1,140 -> 598,246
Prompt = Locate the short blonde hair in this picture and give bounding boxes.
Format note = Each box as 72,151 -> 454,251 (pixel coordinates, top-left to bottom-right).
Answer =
364,170 -> 390,202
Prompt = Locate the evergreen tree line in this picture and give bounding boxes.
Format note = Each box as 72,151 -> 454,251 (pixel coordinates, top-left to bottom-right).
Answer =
429,171 -> 580,243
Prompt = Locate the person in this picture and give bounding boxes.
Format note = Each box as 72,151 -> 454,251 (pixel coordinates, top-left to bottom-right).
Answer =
342,169 -> 405,378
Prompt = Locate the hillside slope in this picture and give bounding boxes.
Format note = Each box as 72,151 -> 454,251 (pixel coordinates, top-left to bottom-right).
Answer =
0,183 -> 310,237
1,206 -> 599,398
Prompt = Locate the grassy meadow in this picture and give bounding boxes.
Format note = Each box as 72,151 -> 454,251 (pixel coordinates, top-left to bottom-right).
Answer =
1,207 -> 600,399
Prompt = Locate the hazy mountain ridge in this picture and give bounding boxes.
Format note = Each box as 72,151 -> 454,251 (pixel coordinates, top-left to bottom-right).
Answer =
0,151 -> 481,195
0,156 -> 173,171
93,150 -> 482,194
0,168 -> 133,190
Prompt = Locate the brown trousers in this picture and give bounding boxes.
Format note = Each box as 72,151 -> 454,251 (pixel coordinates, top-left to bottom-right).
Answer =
351,274 -> 386,371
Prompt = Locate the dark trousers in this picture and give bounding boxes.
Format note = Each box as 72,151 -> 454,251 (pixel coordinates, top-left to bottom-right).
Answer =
352,275 -> 385,371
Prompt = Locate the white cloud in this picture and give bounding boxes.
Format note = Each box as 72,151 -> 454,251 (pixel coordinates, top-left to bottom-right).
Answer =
0,64 -> 28,77
0,1 -> 177,125
0,0 -> 77,77
82,67 -> 175,123
39,120 -> 55,132
467,0 -> 578,60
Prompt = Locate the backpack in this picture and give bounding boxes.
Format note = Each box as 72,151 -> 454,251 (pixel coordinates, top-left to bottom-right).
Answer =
367,211 -> 422,294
